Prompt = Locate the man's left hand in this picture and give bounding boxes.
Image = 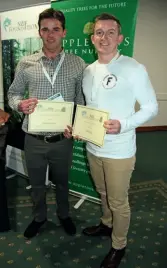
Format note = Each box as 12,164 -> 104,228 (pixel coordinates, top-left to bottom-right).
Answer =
104,119 -> 121,134
64,125 -> 73,139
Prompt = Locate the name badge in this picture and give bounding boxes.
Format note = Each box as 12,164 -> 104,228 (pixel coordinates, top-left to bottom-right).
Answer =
47,92 -> 64,101
102,74 -> 117,89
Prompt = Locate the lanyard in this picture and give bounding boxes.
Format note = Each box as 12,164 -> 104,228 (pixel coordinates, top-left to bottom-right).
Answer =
41,52 -> 65,89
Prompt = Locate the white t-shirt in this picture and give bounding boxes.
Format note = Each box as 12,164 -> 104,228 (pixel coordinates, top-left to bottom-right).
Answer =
82,55 -> 158,159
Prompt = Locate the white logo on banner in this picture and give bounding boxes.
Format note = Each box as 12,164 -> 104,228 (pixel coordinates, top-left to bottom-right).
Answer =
1,4 -> 50,40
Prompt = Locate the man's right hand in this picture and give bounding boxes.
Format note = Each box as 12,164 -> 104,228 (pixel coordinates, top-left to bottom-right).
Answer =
18,98 -> 38,114
0,109 -> 10,125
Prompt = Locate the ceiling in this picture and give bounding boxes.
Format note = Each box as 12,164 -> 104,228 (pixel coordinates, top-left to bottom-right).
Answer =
0,0 -> 49,12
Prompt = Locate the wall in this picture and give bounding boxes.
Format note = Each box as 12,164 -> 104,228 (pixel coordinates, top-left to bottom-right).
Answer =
134,0 -> 167,126
0,0 -> 166,125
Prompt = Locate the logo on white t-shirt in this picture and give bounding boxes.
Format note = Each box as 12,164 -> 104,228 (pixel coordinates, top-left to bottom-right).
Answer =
102,74 -> 117,89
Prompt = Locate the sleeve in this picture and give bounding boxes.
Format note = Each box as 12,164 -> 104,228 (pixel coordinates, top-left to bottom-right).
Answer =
74,58 -> 86,106
7,59 -> 28,111
119,64 -> 158,133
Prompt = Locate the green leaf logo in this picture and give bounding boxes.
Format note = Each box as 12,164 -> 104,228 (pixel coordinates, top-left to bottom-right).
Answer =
3,18 -> 11,31
83,22 -> 94,35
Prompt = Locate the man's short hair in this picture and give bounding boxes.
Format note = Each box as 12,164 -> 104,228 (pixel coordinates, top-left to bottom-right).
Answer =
38,8 -> 65,30
94,13 -> 121,34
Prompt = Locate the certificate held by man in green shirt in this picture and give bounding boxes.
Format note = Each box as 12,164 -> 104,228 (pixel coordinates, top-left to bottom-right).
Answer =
28,100 -> 74,132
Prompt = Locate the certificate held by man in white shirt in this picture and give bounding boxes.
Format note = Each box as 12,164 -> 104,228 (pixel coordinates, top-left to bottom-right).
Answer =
72,105 -> 109,147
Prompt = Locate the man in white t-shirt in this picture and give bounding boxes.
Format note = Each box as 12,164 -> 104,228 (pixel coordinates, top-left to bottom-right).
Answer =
82,13 -> 158,268
65,13 -> 158,268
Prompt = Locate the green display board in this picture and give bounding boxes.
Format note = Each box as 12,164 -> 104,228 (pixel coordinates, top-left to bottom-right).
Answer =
51,0 -> 139,199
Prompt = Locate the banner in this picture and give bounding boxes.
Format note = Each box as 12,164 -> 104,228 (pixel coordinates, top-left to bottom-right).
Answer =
0,18 -> 4,109
6,145 -> 28,176
1,4 -> 50,170
51,0 -> 139,199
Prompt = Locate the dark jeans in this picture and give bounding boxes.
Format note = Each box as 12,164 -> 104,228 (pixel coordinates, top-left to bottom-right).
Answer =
24,134 -> 73,222
0,125 -> 10,232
